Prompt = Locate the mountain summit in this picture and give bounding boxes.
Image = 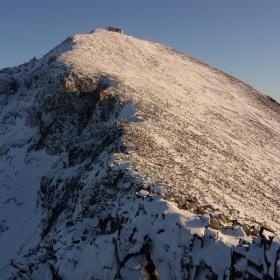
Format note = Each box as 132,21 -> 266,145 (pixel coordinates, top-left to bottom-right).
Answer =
0,28 -> 279,279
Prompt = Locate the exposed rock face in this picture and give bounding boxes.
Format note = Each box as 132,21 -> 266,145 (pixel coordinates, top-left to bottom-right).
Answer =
0,29 -> 280,279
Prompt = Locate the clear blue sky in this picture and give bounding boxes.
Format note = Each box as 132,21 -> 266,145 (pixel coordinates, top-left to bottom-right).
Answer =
1,0 -> 279,102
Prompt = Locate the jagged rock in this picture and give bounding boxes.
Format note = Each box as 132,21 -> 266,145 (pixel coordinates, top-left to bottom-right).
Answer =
219,213 -> 230,224
195,206 -> 208,215
209,217 -> 221,230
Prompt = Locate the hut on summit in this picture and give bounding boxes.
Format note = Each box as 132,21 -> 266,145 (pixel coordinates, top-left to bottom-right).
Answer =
108,27 -> 123,34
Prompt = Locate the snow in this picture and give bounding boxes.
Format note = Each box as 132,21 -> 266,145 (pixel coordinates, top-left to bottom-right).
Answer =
59,28 -> 280,234
266,236 -> 280,277
0,28 -> 279,279
119,254 -> 148,279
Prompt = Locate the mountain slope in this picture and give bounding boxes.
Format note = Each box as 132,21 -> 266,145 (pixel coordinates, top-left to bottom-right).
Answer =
60,28 -> 280,231
0,28 -> 279,279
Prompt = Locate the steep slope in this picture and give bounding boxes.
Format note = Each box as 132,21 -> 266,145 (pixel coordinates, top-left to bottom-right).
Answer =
61,29 -> 280,231
0,28 -> 279,279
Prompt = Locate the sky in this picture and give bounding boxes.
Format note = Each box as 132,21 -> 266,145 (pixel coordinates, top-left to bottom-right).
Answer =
0,1 -> 279,102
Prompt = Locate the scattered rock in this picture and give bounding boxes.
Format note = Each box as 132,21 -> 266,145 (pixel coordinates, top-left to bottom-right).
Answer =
209,217 -> 220,230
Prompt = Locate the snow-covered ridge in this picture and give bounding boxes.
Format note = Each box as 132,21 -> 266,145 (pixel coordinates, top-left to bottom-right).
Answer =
0,28 -> 279,279
61,28 -> 280,231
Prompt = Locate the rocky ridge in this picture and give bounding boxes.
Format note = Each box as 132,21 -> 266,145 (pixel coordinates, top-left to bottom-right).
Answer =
0,28 -> 279,279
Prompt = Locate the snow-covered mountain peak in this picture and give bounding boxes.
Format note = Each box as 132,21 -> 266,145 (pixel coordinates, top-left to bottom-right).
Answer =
60,28 -> 280,230
0,28 -> 279,279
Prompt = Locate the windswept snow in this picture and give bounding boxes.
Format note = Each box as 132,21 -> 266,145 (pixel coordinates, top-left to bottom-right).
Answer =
0,28 -> 280,279
61,29 -> 280,233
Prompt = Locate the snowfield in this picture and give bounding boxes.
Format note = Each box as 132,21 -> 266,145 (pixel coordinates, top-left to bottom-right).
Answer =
61,29 -> 280,232
0,28 -> 279,279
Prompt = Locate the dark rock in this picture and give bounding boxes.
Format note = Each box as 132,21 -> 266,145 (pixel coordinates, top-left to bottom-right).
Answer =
209,217 -> 220,230
195,206 -> 207,215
